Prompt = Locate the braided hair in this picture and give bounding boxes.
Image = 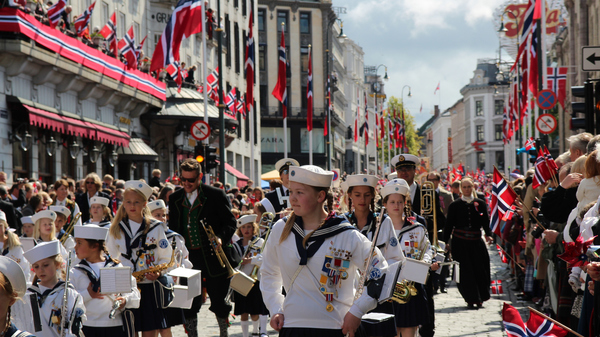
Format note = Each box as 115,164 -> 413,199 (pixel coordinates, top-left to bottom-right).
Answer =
280,186 -> 333,247
347,186 -> 376,212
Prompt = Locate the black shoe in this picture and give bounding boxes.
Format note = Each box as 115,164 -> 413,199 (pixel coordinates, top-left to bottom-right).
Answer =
467,303 -> 476,309
440,288 -> 447,293
477,303 -> 483,308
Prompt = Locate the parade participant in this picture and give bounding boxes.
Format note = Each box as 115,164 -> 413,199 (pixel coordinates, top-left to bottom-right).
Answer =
32,210 -> 69,260
75,173 -> 110,223
381,178 -> 435,337
260,165 -> 390,337
71,225 -> 140,337
0,211 -> 29,281
167,159 -> 237,337
20,216 -> 34,238
0,256 -> 35,337
443,177 -> 493,309
232,214 -> 268,337
387,172 -> 397,181
52,180 -> 81,227
23,241 -> 86,337
260,158 -> 300,221
83,197 -> 112,227
106,180 -> 173,337
426,172 -> 454,217
48,206 -> 75,251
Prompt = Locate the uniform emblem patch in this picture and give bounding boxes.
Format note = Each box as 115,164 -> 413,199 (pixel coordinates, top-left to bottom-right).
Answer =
159,239 -> 169,249
389,237 -> 398,247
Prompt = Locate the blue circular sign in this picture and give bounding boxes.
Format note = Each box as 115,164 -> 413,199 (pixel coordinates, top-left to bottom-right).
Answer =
332,170 -> 339,181
536,89 -> 557,110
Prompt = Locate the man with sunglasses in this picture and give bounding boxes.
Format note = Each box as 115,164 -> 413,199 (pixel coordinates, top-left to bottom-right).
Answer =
168,159 -> 237,337
75,173 -> 110,223
260,158 -> 299,221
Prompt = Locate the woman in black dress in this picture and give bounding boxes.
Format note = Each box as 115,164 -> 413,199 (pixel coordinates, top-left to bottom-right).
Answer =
443,177 -> 494,309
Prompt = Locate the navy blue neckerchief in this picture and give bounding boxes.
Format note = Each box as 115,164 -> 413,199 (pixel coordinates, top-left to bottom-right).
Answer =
118,217 -> 148,260
74,257 -> 119,292
28,280 -> 65,306
1,247 -> 8,256
346,211 -> 379,239
290,214 -> 355,265
56,229 -> 66,241
396,218 -> 427,240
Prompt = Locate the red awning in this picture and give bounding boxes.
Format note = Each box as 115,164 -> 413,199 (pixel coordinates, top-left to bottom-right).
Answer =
224,163 -> 249,181
25,105 -> 130,147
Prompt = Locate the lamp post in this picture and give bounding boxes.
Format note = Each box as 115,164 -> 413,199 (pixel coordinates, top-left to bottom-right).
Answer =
401,85 -> 411,155
372,64 -> 388,176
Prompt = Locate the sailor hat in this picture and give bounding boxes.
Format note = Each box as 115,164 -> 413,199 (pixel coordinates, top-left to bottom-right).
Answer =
20,216 -> 33,224
391,154 -> 420,170
0,211 -> 5,223
124,180 -> 153,200
49,206 -> 71,218
23,240 -> 61,264
90,196 -> 110,207
289,165 -> 334,188
275,158 -> 300,174
0,256 -> 27,298
74,224 -> 109,241
343,174 -> 378,192
237,214 -> 258,228
32,210 -> 57,224
380,178 -> 410,199
148,200 -> 167,212
387,172 -> 398,180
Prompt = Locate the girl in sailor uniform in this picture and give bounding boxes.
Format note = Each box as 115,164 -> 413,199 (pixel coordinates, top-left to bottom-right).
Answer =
106,181 -> 174,337
32,211 -> 69,262
0,211 -> 30,282
20,217 -> 34,238
83,197 -> 113,228
23,241 -> 86,337
148,200 -> 190,336
0,256 -> 35,337
232,214 -> 268,337
260,165 -> 389,337
381,179 -> 435,337
48,207 -> 76,253
71,225 -> 140,337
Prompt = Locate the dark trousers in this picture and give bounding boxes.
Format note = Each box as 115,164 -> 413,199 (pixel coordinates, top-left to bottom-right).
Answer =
185,251 -> 232,319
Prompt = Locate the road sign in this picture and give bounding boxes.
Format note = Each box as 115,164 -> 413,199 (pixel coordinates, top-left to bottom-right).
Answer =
471,141 -> 486,152
536,89 -> 557,110
582,46 -> 600,71
190,120 -> 211,141
536,113 -> 557,134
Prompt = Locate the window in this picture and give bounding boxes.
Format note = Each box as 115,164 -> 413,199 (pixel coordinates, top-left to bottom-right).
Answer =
476,125 -> 484,141
277,11 -> 288,32
118,12 -> 126,38
495,124 -> 503,141
260,84 -> 268,114
258,9 -> 265,31
234,23 -> 240,73
495,99 -> 504,115
301,128 -> 325,153
496,151 -> 505,170
259,44 -> 266,71
301,85 -> 307,110
301,47 -> 309,72
133,22 -> 140,46
234,0 -> 238,9
242,0 -> 247,16
300,12 -> 311,34
225,15 -> 231,68
477,152 -> 485,170
475,100 -> 483,116
102,2 -> 109,25
261,127 -> 290,153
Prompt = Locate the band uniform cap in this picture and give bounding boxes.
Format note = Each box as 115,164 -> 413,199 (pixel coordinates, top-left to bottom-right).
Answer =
20,216 -> 33,224
289,165 -> 334,188
49,206 -> 71,218
275,158 -> 300,174
90,196 -> 110,207
124,180 -> 153,200
343,174 -> 378,192
0,256 -> 27,298
387,172 -> 398,180
32,210 -> 57,224
391,154 -> 419,170
75,224 -> 109,241
148,200 -> 167,212
380,178 -> 410,199
237,214 -> 258,228
0,211 -> 5,223
23,240 -> 61,264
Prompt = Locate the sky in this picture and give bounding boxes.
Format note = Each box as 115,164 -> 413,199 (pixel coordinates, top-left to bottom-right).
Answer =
335,0 -> 508,128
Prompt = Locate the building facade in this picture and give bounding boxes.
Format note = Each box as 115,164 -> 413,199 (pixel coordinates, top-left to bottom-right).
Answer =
449,99 -> 466,167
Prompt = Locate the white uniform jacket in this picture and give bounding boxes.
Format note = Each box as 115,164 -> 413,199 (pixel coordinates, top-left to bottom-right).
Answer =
348,212 -> 405,266
260,216 -> 388,329
71,258 -> 141,327
164,225 -> 193,269
106,218 -> 174,284
26,281 -> 86,337
233,236 -> 265,280
391,218 -> 434,265
1,243 -> 30,281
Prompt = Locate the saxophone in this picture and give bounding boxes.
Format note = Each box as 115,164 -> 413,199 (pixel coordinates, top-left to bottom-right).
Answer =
132,238 -> 177,283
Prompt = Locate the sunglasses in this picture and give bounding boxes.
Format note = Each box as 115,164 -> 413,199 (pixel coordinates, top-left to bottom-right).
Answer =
180,176 -> 198,183
85,181 -> 95,184
280,169 -> 289,175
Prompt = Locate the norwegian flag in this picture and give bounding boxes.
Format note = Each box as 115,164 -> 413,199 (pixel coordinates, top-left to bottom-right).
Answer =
547,67 -> 568,109
100,12 -> 117,55
532,149 -> 552,189
496,244 -> 508,263
224,88 -> 237,114
74,2 -> 95,37
359,92 -> 369,145
399,108 -> 406,150
272,29 -> 287,118
165,62 -> 183,92
502,303 -> 567,337
543,146 -> 558,175
502,105 -> 512,144
528,22 -> 540,98
375,102 -> 379,148
511,0 -> 535,73
237,95 -> 246,119
490,167 -> 518,236
245,8 -> 255,114
509,75 -> 519,132
502,205 -> 517,222
524,137 -> 536,151
136,35 -> 147,63
457,163 -> 465,176
118,26 -> 137,69
306,47 -> 313,132
206,67 -> 219,102
491,280 -> 503,294
47,0 -> 67,29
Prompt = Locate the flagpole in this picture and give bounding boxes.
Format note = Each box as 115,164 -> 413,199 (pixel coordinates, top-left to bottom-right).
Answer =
284,117 -> 288,158
528,307 -> 584,337
381,105 -> 384,177
202,2 -> 208,124
309,129 -> 313,165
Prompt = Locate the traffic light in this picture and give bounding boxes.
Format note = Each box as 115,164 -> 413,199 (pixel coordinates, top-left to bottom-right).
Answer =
195,144 -> 206,171
205,146 -> 218,171
570,82 -> 594,132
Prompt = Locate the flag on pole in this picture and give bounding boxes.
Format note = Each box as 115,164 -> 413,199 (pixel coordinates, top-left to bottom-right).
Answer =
419,104 -> 423,113
74,2 -> 95,37
245,8 -> 255,114
491,280 -> 504,294
490,167 -> 518,236
547,67 -> 568,109
355,89 -> 359,143
434,82 -> 440,94
237,94 -> 247,119
360,92 -> 369,145
528,22 -> 540,98
165,62 -> 183,92
272,29 -> 288,118
543,146 -> 558,175
496,244 -> 508,263
136,35 -> 147,64
47,0 -> 67,29
306,47 -> 313,132
118,26 -> 138,69
206,67 -> 219,102
100,12 -> 117,55
502,303 -> 568,337
524,137 -> 536,151
532,149 -> 552,189
224,88 -> 237,114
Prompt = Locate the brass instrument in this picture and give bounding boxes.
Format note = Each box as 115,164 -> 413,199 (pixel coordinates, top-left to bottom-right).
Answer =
391,236 -> 429,304
132,238 -> 177,283
108,298 -> 123,319
421,181 -> 444,253
60,212 -> 81,245
60,251 -> 73,337
249,212 -> 274,280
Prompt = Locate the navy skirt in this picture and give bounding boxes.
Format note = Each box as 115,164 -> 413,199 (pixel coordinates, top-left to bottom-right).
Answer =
164,307 -> 186,327
82,326 -> 126,337
391,283 -> 430,327
233,281 -> 269,316
279,328 -> 345,337
132,283 -> 169,331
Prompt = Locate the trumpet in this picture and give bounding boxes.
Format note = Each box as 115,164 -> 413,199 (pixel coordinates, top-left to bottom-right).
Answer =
249,212 -> 274,280
421,181 -> 444,253
108,298 -> 123,319
60,212 -> 81,245
201,219 -> 236,277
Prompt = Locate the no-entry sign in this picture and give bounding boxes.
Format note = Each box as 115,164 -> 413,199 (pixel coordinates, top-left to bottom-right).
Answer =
536,114 -> 557,134
190,120 -> 211,141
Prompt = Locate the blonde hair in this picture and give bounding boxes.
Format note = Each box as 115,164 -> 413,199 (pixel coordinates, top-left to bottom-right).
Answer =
460,177 -> 477,198
109,188 -> 152,240
235,222 -> 259,237
279,186 -> 333,246
572,155 -> 587,175
0,220 -> 21,250
31,254 -> 64,283
33,218 -> 57,241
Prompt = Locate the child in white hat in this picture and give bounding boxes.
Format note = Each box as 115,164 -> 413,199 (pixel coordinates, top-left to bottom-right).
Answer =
32,210 -> 69,262
24,241 -> 87,337
106,180 -> 173,334
20,216 -> 34,238
0,256 -> 34,337
83,197 -> 113,227
260,165 -> 390,336
0,211 -> 30,282
49,206 -> 76,252
71,225 -> 140,337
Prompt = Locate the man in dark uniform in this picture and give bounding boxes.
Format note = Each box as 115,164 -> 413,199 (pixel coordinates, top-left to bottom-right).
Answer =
168,159 -> 237,337
260,158 -> 299,220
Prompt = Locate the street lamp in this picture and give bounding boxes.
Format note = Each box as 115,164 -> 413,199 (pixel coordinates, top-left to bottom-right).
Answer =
401,85 -> 412,154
